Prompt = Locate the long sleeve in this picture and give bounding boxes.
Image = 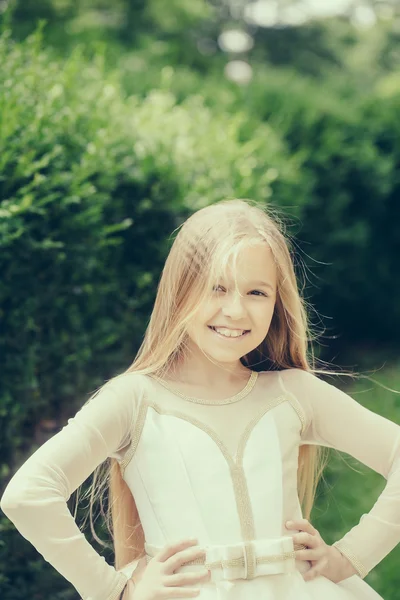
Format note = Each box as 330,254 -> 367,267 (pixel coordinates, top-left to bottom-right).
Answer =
279,368 -> 400,579
0,372 -> 145,600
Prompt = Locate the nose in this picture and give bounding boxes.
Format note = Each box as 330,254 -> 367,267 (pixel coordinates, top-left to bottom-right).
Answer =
221,291 -> 247,319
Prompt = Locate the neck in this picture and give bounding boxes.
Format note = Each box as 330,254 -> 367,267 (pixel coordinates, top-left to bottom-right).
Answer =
165,349 -> 250,387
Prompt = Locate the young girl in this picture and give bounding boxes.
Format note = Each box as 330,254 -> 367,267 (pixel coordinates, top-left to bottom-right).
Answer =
1,199 -> 399,600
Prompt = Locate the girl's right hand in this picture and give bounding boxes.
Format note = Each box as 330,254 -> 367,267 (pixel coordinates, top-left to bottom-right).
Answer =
124,538 -> 211,599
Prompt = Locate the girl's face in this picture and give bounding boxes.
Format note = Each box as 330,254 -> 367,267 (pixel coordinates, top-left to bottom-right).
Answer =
186,243 -> 277,365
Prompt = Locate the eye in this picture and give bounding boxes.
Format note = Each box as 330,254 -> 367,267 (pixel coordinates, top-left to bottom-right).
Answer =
250,290 -> 268,297
212,285 -> 267,297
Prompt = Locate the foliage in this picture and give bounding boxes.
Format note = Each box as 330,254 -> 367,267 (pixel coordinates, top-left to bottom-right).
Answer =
0,31 -> 297,598
115,50 -> 400,346
2,4 -> 400,596
4,0 -> 400,84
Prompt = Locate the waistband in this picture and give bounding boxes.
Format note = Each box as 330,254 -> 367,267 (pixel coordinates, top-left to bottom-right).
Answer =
144,536 -> 308,581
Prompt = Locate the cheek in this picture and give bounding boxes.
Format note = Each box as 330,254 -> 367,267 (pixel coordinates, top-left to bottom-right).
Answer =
252,304 -> 275,336
254,301 -> 275,322
197,301 -> 219,322
186,312 -> 212,338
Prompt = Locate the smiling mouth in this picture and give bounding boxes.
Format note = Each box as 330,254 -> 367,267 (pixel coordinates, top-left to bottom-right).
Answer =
208,325 -> 251,338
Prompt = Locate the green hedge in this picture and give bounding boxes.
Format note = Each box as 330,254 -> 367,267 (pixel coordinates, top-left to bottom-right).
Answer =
2,26 -> 400,600
117,56 -> 400,346
0,30 -> 299,599
237,70 -> 400,344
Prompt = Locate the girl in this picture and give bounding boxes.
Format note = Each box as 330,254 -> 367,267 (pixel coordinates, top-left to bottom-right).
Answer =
1,198 -> 400,600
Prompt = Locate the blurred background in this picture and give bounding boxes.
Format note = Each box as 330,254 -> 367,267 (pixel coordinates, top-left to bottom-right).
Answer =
1,0 -> 400,597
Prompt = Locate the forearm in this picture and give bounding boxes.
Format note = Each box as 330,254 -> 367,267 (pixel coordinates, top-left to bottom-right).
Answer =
329,461 -> 400,579
1,494 -> 126,600
284,369 -> 400,578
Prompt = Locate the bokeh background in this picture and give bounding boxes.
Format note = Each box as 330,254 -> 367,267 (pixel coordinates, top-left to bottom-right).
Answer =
1,0 -> 400,598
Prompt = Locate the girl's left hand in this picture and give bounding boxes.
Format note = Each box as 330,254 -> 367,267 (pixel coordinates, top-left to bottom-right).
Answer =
286,518 -> 358,583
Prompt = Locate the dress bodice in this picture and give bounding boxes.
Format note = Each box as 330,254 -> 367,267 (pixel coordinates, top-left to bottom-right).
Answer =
2,367 -> 400,600
119,371 -> 305,553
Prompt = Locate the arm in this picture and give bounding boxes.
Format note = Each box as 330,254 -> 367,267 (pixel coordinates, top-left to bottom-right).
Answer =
280,368 -> 400,579
0,372 -> 144,600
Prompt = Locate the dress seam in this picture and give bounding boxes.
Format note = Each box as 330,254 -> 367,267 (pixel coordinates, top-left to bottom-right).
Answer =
277,371 -> 307,436
146,370 -> 258,405
120,392 -> 149,477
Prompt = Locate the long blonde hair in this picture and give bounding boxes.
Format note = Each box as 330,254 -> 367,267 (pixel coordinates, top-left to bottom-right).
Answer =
74,199 -> 343,571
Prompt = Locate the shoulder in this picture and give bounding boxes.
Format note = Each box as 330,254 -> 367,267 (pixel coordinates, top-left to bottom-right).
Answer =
257,368 -> 317,395
89,371 -> 149,416
105,371 -> 149,396
258,369 -> 316,430
277,367 -> 317,389
278,368 -> 340,404
277,369 -> 331,430
278,368 -> 350,417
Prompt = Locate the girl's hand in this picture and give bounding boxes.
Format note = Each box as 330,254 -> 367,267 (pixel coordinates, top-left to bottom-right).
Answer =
124,538 -> 211,599
286,518 -> 358,583
130,556 -> 148,585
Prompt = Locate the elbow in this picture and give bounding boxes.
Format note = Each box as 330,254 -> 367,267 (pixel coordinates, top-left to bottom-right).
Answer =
1,487 -> 20,518
1,467 -> 67,522
0,478 -> 29,519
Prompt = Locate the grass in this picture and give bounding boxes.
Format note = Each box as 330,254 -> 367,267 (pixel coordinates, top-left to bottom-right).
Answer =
312,360 -> 400,598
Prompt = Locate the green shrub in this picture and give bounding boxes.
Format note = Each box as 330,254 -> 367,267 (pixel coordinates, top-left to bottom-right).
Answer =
2,23 -> 400,600
0,30 -> 298,599
238,69 -> 400,344
118,56 -> 400,347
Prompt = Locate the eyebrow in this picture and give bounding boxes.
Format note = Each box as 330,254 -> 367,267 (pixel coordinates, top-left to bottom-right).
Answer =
250,280 -> 275,292
217,279 -> 275,292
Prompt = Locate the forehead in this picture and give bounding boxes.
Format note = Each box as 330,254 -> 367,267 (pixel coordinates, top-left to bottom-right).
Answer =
220,244 -> 277,286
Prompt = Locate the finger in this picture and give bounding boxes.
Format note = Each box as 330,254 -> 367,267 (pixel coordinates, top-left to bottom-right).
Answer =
297,518 -> 317,532
303,558 -> 329,581
166,546 -> 206,572
166,569 -> 211,587
157,539 -> 199,562
295,548 -> 325,561
287,519 -> 317,535
160,587 -> 201,597
293,532 -> 319,548
131,557 -> 147,584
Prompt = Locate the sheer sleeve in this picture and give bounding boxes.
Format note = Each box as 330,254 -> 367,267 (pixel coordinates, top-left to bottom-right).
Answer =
279,368 -> 400,580
0,372 -> 145,600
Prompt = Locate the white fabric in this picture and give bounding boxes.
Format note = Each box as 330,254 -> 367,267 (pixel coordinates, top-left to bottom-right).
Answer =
2,368 -> 399,599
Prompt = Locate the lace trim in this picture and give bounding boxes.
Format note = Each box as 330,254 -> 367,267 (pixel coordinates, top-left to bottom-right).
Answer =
145,541 -> 307,569
120,394 -> 148,477
277,371 -> 307,435
332,540 -> 369,579
105,572 -> 128,600
147,370 -> 258,405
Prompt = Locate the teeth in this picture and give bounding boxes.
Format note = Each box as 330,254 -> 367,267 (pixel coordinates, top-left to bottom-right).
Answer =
212,327 -> 246,338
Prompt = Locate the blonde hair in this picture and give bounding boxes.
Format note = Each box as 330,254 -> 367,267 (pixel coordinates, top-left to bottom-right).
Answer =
73,199 -> 348,571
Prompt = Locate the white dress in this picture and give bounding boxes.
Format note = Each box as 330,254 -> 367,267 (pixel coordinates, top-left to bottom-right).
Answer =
2,368 -> 400,600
